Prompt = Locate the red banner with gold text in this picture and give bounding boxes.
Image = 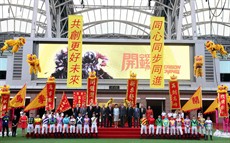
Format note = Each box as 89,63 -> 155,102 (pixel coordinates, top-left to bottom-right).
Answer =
73,91 -> 87,107
46,83 -> 56,111
1,94 -> 10,112
169,80 -> 181,109
126,79 -> 138,107
56,92 -> 71,113
218,93 -> 229,118
87,77 -> 98,105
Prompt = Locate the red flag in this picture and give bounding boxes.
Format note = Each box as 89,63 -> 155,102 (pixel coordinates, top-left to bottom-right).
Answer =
73,91 -> 86,107
1,94 -> 10,112
218,92 -> 229,117
87,72 -> 98,105
169,76 -> 181,110
56,92 -> 71,113
126,79 -> 138,107
46,82 -> 56,111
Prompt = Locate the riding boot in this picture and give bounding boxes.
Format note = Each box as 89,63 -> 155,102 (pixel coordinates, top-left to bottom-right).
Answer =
210,135 -> 212,140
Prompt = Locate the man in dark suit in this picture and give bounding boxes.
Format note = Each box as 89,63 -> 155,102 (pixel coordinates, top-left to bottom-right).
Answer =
140,104 -> 146,119
73,104 -> 81,119
94,103 -> 101,126
87,104 -> 94,126
133,104 -> 140,128
80,104 -> 87,117
127,104 -> 133,128
100,104 -> 107,127
120,104 -> 127,127
106,104 -> 113,127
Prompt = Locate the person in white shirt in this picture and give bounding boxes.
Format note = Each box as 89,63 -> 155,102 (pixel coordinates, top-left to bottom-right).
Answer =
172,111 -> 177,119
205,116 -> 213,140
176,115 -> 183,137
113,104 -> 120,128
91,113 -> 98,137
83,114 -> 90,138
161,111 -> 166,119
168,111 -> 173,120
69,115 -> 76,134
76,113 -> 83,136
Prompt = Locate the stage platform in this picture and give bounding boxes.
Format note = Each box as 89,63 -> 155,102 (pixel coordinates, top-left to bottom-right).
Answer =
28,127 -> 203,139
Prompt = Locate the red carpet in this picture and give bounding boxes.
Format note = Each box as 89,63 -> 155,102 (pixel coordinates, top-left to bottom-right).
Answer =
98,127 -> 140,138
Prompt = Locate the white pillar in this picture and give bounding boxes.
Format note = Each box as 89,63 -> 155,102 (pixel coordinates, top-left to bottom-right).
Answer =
31,0 -> 38,38
45,0 -> 52,38
176,0 -> 184,40
190,0 -> 197,40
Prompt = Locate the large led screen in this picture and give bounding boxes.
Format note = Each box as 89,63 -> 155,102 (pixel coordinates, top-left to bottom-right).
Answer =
37,43 -> 191,80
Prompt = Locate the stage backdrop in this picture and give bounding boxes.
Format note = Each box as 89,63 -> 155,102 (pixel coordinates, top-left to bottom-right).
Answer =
37,44 -> 191,80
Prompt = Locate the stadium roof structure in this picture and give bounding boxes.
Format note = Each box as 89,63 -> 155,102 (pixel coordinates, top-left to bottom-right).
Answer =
0,0 -> 229,41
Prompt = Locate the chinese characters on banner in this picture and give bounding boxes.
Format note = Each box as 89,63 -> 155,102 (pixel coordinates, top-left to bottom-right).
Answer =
56,92 -> 71,113
1,94 -> 10,112
10,84 -> 26,108
126,79 -> 138,107
87,76 -> 98,105
150,17 -> 165,88
46,82 -> 56,111
67,15 -> 83,87
73,91 -> 87,107
169,79 -> 181,109
218,93 -> 229,117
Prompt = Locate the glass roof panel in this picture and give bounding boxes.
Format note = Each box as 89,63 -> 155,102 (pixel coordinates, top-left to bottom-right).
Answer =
183,0 -> 230,37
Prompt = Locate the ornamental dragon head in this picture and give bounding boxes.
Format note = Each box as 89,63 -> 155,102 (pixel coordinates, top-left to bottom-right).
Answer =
217,85 -> 228,94
47,76 -> 56,83
130,71 -> 137,79
0,85 -> 10,94
170,74 -> 177,81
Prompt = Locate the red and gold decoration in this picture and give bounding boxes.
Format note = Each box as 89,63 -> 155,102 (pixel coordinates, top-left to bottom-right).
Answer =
87,71 -> 98,105
67,15 -> 83,87
182,87 -> 202,112
217,85 -> 229,117
126,71 -> 138,107
150,17 -> 165,88
46,77 -> 56,111
0,85 -> 10,112
10,84 -> 26,108
56,92 -> 71,113
27,54 -> 41,75
205,41 -> 228,58
193,55 -> 203,78
169,75 -> 181,110
73,91 -> 87,107
24,86 -> 47,112
0,37 -> 26,54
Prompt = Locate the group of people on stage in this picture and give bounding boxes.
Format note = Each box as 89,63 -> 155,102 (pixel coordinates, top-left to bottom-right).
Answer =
1,102 -> 228,140
139,111 -> 213,140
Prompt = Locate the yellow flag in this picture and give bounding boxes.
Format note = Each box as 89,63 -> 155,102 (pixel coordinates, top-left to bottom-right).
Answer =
204,97 -> 218,114
10,84 -> 26,108
182,87 -> 202,112
24,86 -> 47,112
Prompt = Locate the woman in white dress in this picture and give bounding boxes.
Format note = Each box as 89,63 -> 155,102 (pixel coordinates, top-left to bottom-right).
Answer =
113,104 -> 120,128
